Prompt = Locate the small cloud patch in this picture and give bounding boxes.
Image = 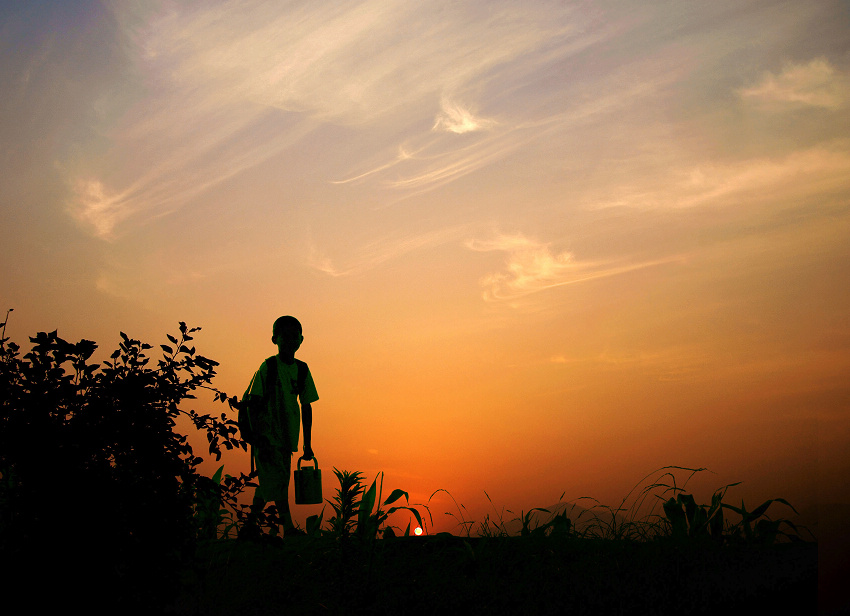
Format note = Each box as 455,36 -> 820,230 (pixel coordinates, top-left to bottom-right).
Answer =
739,58 -> 849,110
66,179 -> 128,240
466,232 -> 576,301
433,97 -> 495,134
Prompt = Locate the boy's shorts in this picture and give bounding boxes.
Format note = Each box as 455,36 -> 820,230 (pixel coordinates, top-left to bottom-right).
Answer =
254,446 -> 292,502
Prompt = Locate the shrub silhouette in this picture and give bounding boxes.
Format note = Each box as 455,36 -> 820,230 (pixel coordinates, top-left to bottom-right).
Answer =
0,316 -> 246,611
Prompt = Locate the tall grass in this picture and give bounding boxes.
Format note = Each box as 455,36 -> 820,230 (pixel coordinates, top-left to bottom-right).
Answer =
197,464 -> 811,547
431,465 -> 811,544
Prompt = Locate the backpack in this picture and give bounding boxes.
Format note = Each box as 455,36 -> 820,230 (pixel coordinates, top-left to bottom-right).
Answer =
238,355 -> 308,446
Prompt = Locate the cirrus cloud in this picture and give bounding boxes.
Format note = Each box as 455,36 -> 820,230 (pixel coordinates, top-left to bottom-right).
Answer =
466,232 -> 676,302
739,58 -> 849,110
432,97 -> 496,134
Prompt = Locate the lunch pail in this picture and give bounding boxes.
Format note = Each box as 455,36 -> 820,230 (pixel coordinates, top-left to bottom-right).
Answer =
294,456 -> 322,505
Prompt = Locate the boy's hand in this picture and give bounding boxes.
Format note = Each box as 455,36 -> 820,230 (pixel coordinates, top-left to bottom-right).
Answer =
303,444 -> 314,461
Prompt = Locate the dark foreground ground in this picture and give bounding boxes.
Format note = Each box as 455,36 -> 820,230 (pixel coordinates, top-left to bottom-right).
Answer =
170,535 -> 816,616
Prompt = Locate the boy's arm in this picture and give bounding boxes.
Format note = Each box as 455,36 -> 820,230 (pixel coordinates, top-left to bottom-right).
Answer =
302,401 -> 313,460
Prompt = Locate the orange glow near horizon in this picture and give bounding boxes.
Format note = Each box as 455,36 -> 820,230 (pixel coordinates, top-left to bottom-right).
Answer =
2,0 -> 848,535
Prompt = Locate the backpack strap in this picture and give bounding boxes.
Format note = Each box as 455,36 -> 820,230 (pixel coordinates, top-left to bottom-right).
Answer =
265,355 -> 280,394
294,359 -> 308,397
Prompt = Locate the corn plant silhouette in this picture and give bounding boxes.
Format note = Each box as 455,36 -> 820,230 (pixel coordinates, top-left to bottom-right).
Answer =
324,468 -> 425,542
0,312 -> 251,611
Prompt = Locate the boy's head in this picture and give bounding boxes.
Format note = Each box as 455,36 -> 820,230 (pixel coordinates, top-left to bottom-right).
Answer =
272,316 -> 303,355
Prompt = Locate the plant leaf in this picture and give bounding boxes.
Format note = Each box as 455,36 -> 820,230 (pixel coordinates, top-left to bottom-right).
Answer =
358,477 -> 378,532
748,500 -> 773,520
383,488 -> 408,507
211,464 -> 224,485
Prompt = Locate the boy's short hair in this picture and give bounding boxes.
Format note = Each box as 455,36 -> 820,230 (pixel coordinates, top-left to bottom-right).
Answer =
273,316 -> 302,338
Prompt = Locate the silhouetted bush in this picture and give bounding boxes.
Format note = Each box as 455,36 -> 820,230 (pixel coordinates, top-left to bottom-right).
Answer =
0,316 -> 246,611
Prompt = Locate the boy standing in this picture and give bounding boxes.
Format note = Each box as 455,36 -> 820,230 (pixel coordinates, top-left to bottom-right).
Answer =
241,316 -> 319,536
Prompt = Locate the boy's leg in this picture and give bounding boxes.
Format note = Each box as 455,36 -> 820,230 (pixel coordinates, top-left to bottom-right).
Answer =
250,447 -> 268,523
240,447 -> 269,537
275,452 -> 296,533
246,494 -> 286,537
252,446 -> 297,535
275,499 -> 295,533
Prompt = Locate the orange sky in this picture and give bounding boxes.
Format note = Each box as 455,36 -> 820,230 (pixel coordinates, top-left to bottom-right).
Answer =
2,0 -> 848,533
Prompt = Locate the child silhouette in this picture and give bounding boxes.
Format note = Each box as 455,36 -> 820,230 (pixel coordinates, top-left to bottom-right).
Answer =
240,316 -> 319,536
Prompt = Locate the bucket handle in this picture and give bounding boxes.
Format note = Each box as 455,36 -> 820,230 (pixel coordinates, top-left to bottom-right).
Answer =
297,456 -> 318,470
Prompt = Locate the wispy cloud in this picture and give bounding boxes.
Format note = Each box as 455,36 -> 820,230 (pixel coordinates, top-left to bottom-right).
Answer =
63,0 -> 592,238
330,144 -> 422,185
150,1 -> 584,125
385,130 -> 526,191
432,97 -> 495,134
309,225 -> 468,277
66,179 -> 130,240
331,125 -> 531,195
63,88 -> 319,240
467,232 -> 676,302
739,58 -> 849,110
588,143 -> 850,211
335,70 -> 677,197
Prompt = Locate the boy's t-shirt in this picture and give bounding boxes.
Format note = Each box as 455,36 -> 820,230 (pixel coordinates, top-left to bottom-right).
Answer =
244,356 -> 319,453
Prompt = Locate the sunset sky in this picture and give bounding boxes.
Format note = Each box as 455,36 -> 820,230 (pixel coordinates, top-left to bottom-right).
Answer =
2,0 -> 849,532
